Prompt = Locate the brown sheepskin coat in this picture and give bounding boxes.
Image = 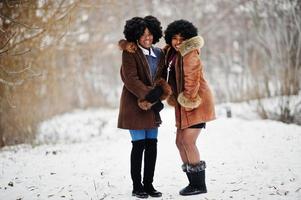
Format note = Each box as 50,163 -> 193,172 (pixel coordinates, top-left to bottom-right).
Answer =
117,43 -> 170,130
165,36 -> 216,129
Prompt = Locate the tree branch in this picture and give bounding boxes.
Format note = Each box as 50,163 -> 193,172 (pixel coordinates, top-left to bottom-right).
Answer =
0,13 -> 42,30
10,48 -> 31,56
0,32 -> 16,54
201,0 -> 252,35
0,77 -> 24,86
0,64 -> 32,74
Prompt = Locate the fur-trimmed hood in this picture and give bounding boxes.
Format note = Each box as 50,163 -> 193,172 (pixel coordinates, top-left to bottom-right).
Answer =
118,39 -> 137,53
178,36 -> 204,56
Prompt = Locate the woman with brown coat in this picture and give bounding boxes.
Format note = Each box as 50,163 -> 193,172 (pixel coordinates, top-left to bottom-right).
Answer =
118,16 -> 171,199
164,19 -> 215,196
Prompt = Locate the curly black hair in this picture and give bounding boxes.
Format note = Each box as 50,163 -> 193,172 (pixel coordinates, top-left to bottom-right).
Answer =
164,19 -> 198,46
123,15 -> 162,44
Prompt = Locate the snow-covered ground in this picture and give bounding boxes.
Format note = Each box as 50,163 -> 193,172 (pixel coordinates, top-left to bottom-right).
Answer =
1,105 -> 301,200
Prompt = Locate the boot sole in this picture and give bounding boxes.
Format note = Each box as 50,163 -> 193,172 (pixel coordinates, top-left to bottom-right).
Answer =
179,190 -> 207,196
132,193 -> 149,198
148,193 -> 162,197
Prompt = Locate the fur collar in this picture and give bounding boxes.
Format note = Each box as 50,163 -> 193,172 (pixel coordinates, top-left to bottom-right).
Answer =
178,36 -> 204,56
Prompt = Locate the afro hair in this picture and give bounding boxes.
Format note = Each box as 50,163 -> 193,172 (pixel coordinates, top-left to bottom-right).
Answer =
164,19 -> 198,46
123,15 -> 162,44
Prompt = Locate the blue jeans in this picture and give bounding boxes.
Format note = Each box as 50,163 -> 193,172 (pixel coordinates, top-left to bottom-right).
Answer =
129,128 -> 158,141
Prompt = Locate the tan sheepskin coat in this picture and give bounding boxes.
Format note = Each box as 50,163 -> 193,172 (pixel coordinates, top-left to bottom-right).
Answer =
165,36 -> 216,129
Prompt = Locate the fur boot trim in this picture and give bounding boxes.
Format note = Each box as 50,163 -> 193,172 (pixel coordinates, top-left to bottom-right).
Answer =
187,161 -> 206,173
155,78 -> 172,100
167,94 -> 177,107
177,92 -> 202,109
118,39 -> 137,53
178,36 -> 204,56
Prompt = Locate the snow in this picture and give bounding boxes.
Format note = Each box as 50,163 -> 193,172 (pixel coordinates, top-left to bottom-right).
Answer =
36,108 -> 114,144
1,105 -> 301,200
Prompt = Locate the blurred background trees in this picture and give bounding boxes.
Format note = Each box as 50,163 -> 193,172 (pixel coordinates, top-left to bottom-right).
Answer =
1,0 -> 300,146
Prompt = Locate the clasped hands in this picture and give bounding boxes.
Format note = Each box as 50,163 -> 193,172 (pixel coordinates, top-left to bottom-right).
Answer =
138,86 -> 164,112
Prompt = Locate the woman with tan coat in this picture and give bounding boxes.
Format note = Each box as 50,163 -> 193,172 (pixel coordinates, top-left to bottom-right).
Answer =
164,19 -> 215,196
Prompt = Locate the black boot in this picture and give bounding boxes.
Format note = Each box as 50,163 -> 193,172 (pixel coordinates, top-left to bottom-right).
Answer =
131,140 -> 148,198
143,139 -> 162,197
179,163 -> 194,195
179,161 -> 207,196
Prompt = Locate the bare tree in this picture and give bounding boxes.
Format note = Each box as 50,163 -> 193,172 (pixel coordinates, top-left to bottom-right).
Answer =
0,0 -> 79,145
248,0 -> 301,123
1,0 -> 300,146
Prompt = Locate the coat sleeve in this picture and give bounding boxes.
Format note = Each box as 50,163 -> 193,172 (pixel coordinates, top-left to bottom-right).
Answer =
177,49 -> 202,109
121,51 -> 151,99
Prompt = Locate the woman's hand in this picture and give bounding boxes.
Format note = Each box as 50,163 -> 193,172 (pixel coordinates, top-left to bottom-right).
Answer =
138,100 -> 153,110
